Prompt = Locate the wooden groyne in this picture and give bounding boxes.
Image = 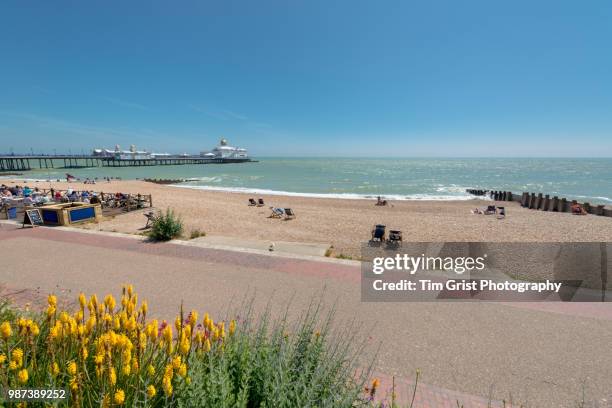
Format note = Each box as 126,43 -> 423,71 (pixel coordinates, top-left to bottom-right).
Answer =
143,178 -> 184,185
466,189 -> 612,217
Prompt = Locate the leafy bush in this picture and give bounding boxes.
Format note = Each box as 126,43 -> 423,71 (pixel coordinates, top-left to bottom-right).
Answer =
175,303 -> 369,407
150,208 -> 184,241
0,287 -> 373,407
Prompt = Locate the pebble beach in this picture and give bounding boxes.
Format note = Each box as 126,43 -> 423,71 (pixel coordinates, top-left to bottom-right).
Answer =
4,179 -> 612,258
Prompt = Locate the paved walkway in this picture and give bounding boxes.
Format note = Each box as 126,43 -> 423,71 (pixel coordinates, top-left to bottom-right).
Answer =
1,223 -> 611,407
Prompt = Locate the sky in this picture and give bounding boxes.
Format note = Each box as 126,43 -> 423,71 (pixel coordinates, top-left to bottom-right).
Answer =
0,0 -> 611,157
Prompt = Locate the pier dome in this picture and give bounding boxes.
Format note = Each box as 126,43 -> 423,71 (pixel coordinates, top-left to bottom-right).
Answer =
199,138 -> 249,159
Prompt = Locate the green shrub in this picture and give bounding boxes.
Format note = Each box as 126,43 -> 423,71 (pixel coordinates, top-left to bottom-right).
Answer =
150,208 -> 184,241
175,302 -> 370,408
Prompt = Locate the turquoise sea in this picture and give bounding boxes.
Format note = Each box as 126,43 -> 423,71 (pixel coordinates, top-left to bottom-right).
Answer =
5,158 -> 612,204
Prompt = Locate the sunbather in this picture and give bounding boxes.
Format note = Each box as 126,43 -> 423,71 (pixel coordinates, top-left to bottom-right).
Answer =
376,196 -> 388,206
571,203 -> 587,215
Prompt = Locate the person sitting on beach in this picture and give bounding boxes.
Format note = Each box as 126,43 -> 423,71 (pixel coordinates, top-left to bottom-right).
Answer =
90,194 -> 101,205
571,203 -> 587,215
54,191 -> 62,201
376,196 -> 388,206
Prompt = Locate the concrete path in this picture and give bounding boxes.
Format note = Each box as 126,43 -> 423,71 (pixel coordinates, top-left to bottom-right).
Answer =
189,234 -> 330,257
1,224 -> 611,407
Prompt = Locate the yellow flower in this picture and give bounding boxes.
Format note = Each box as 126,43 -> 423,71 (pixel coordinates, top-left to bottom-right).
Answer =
164,364 -> 174,379
17,368 -> 28,384
59,311 -> 70,324
46,305 -> 56,319
105,294 -> 116,311
49,325 -> 59,340
79,293 -> 86,309
0,354 -> 6,364
229,319 -> 236,336
48,294 -> 57,307
146,384 -> 156,398
50,361 -> 60,377
179,335 -> 190,355
109,367 -> 117,385
146,320 -> 158,342
70,377 -> 79,392
172,355 -> 182,369
131,357 -> 139,373
162,376 -> 173,395
162,324 -> 172,343
204,338 -> 211,352
113,316 -> 121,330
139,332 -> 147,351
67,361 -> 77,376
127,284 -> 134,297
30,322 -> 40,337
0,321 -> 11,340
122,364 -> 131,376
85,316 -> 96,334
140,301 -> 148,315
147,364 -> 155,376
178,363 -> 187,378
114,389 -> 125,405
188,310 -> 198,327
12,348 -> 23,366
125,316 -> 137,331
9,361 -> 17,370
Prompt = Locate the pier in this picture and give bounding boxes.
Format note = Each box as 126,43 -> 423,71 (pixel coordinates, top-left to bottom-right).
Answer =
0,154 -> 252,171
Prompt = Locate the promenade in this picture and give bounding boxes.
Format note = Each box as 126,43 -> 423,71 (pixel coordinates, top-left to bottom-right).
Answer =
1,223 -> 611,407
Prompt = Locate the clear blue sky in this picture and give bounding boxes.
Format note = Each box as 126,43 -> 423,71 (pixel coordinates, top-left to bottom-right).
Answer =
1,0 -> 611,157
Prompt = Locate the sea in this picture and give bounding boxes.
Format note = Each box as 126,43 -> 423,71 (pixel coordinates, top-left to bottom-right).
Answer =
4,158 -> 612,205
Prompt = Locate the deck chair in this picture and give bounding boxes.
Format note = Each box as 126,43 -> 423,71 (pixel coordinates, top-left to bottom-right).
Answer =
269,207 -> 285,218
485,205 -> 496,215
257,198 -> 265,207
371,224 -> 386,242
248,198 -> 257,206
496,206 -> 506,219
388,230 -> 403,243
144,211 -> 156,228
284,208 -> 296,219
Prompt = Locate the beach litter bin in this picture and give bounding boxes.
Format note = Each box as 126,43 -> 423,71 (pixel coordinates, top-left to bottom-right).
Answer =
7,207 -> 17,219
